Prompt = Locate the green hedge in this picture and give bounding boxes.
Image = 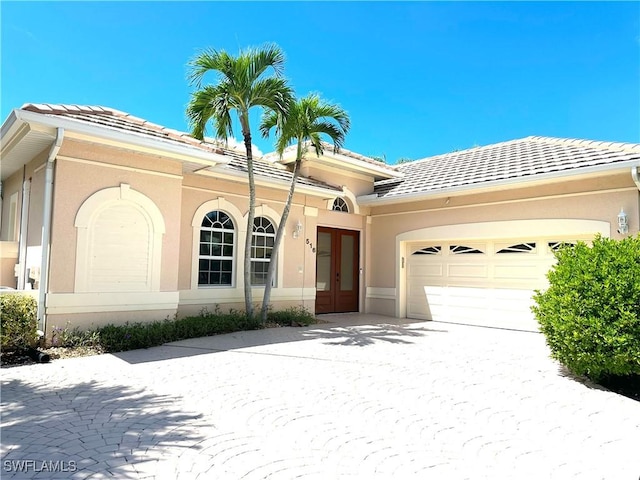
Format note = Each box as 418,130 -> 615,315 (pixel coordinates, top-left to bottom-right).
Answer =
95,306 -> 316,353
532,235 -> 640,381
1,293 -> 38,351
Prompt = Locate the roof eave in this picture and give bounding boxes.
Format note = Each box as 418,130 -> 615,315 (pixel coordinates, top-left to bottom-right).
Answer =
192,167 -> 342,198
278,148 -> 403,180
358,160 -> 640,206
13,109 -> 231,167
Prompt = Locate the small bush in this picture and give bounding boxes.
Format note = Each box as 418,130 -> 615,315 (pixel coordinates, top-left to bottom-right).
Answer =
532,235 -> 640,381
1,293 -> 38,351
267,306 -> 317,326
50,322 -> 102,348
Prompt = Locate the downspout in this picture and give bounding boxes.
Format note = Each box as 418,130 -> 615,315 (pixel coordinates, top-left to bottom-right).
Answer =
632,164 -> 640,191
37,128 -> 64,334
17,167 -> 30,290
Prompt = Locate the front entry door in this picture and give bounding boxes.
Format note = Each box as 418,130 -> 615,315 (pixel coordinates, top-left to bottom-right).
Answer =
315,227 -> 359,314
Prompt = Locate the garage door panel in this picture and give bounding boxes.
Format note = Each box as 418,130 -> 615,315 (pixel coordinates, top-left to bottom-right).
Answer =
493,264 -> 539,281
406,237 -> 581,331
447,264 -> 488,278
409,263 -> 443,277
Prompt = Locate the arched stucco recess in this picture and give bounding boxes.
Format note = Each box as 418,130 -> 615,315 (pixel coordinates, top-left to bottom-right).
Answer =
191,197 -> 246,289
243,204 -> 285,288
394,219 -> 610,318
74,183 -> 166,292
325,187 -> 360,214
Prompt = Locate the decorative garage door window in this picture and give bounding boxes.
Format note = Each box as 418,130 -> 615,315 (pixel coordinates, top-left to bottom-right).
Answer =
548,241 -> 577,252
496,242 -> 536,254
332,198 -> 349,213
199,211 -> 235,286
251,216 -> 276,286
449,245 -> 485,254
412,246 -> 442,255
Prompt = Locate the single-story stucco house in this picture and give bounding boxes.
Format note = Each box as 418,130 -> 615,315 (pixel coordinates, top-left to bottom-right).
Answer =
1,103 -> 638,336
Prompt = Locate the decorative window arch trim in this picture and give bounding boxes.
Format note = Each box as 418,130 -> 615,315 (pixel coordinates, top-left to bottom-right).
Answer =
191,198 -> 245,289
74,184 -> 165,293
325,187 -> 360,215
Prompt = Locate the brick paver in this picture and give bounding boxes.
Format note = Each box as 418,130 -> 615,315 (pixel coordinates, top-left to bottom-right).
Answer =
1,314 -> 639,479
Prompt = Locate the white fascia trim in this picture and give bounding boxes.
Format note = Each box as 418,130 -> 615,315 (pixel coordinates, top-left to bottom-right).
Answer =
278,148 -> 403,179
358,160 -> 640,206
13,109 -> 231,167
297,153 -> 403,180
323,151 -> 404,178
195,167 -> 342,198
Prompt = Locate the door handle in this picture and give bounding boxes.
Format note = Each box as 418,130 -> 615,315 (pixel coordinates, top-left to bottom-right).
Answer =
336,272 -> 340,283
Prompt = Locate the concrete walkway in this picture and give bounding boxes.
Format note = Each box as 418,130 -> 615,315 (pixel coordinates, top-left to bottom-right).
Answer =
1,314 -> 639,479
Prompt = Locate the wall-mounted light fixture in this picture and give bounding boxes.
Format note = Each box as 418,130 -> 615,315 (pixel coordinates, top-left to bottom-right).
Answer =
292,220 -> 303,239
617,208 -> 629,235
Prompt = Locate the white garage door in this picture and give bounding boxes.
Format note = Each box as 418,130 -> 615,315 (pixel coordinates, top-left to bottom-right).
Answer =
406,237 -> 590,331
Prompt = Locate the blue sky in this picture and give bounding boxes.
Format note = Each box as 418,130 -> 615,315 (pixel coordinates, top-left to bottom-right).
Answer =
2,2 -> 638,163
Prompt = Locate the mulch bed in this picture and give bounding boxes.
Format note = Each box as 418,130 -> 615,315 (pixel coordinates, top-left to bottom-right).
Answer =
1,346 -> 103,368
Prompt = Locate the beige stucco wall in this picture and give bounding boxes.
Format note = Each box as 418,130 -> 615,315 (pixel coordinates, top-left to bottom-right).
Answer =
0,171 -> 23,242
0,152 -> 49,288
365,172 -> 639,316
0,242 -> 18,287
48,141 -> 183,294
177,173 -> 324,316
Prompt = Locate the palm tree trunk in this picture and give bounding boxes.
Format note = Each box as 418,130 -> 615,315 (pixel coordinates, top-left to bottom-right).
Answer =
242,122 -> 255,318
260,152 -> 303,324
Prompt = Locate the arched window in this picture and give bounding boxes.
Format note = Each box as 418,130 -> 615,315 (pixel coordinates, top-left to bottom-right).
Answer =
251,216 -> 276,286
199,211 -> 235,286
332,197 -> 349,213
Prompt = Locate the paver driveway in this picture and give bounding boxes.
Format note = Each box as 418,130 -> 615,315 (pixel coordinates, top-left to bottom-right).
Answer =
1,314 -> 639,479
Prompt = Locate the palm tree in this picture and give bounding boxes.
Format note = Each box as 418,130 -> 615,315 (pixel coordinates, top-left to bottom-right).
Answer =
186,44 -> 292,317
259,93 -> 350,323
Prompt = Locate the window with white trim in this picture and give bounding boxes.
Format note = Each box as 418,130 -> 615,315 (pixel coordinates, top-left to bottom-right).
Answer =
251,216 -> 276,286
199,211 -> 235,286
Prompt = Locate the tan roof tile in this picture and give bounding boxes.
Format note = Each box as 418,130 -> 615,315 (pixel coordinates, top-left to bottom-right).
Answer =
373,136 -> 640,199
19,103 -> 341,193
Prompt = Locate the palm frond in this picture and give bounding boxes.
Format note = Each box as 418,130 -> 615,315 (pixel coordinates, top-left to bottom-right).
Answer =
250,78 -> 293,114
246,43 -> 287,80
187,84 -> 235,140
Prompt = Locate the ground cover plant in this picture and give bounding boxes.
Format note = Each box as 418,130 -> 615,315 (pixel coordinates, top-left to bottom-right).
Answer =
532,234 -> 640,400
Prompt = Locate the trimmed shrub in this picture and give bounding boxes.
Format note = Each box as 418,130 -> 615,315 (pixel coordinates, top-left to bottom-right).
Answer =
267,306 -> 316,326
97,310 -> 263,353
532,235 -> 640,381
1,293 -> 38,351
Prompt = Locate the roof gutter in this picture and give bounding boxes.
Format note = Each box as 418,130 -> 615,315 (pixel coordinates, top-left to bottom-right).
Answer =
37,127 -> 64,335
358,160 -> 640,206
13,109 -> 230,167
